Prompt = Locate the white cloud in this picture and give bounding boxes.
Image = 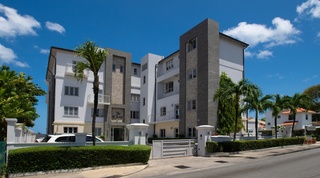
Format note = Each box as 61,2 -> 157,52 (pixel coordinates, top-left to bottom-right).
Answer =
223,17 -> 300,48
303,74 -> 318,82
317,32 -> 320,37
0,44 -> 29,67
40,49 -> 49,54
244,51 -> 254,58
297,0 -> 320,19
0,3 -> 41,38
257,50 -> 273,59
266,73 -> 284,80
45,21 -> 65,34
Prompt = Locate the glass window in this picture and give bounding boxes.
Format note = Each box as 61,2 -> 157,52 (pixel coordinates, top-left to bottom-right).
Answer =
160,129 -> 166,138
65,86 -> 79,96
164,81 -> 174,93
120,65 -> 124,73
160,107 -> 166,116
133,68 -> 138,75
64,106 -> 79,116
166,59 -> 174,70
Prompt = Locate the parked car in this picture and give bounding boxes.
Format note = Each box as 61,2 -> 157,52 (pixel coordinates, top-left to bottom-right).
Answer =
35,137 -> 45,143
41,134 -> 104,143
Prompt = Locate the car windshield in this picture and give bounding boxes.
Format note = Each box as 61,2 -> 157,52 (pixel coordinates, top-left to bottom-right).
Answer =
41,135 -> 51,142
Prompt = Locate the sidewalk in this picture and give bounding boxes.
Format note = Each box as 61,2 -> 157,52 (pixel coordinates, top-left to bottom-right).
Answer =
11,142 -> 320,178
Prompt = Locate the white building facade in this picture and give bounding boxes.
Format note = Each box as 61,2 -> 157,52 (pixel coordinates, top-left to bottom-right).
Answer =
46,18 -> 248,140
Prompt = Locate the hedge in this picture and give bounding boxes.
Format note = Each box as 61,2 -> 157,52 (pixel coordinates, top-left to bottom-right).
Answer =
206,137 -> 305,153
7,145 -> 151,174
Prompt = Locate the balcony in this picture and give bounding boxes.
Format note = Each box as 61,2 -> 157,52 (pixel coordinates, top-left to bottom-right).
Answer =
149,110 -> 180,123
158,86 -> 179,100
87,94 -> 110,105
65,63 -> 89,77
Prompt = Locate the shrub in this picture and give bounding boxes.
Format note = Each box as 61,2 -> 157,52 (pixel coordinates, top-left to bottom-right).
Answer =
218,137 -> 304,152
206,141 -> 219,153
7,145 -> 151,174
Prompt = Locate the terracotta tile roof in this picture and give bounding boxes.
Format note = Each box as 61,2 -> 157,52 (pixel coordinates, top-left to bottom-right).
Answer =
281,108 -> 316,114
281,121 -> 298,126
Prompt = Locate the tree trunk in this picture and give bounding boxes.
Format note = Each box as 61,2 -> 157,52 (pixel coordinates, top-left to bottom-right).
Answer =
291,113 -> 296,137
92,74 -> 99,146
255,109 -> 258,140
274,116 -> 278,139
233,100 -> 239,141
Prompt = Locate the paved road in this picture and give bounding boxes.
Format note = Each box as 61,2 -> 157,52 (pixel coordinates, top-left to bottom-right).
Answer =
142,148 -> 320,178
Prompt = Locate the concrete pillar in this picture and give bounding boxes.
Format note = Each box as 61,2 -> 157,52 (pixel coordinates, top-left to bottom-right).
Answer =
6,118 -> 17,143
196,125 -> 214,156
75,133 -> 87,145
126,123 -> 149,145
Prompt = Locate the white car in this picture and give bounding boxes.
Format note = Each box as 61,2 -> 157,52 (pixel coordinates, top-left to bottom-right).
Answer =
41,134 -> 104,143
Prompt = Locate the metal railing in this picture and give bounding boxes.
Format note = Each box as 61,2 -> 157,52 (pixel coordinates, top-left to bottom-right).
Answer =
65,63 -> 89,76
87,94 -> 110,105
149,110 -> 179,123
158,86 -> 179,100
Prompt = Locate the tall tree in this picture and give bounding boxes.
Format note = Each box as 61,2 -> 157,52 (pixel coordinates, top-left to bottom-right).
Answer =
303,84 -> 320,112
287,93 -> 310,137
0,65 -> 45,141
265,94 -> 290,138
243,91 -> 272,140
74,41 -> 107,146
214,72 -> 259,141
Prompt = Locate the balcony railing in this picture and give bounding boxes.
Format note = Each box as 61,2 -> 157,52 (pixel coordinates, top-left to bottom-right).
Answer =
158,86 -> 179,100
65,63 -> 89,76
87,94 -> 110,105
148,110 -> 180,123
157,60 -> 180,77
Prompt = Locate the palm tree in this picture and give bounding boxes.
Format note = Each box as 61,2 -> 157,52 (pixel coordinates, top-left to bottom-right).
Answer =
287,93 -> 310,137
266,94 -> 290,138
243,91 -> 272,140
214,74 -> 259,141
74,41 -> 107,146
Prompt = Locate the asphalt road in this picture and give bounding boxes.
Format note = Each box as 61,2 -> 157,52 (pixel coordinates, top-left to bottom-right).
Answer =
151,148 -> 320,178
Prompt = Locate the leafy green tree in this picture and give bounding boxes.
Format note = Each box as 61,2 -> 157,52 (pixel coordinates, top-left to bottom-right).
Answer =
265,94 -> 290,138
243,90 -> 272,140
287,93 -> 311,137
214,73 -> 237,135
0,65 -> 45,141
74,41 -> 107,146
303,84 -> 320,112
214,72 -> 259,141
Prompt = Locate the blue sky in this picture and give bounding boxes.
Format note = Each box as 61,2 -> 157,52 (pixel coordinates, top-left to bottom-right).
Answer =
0,0 -> 319,134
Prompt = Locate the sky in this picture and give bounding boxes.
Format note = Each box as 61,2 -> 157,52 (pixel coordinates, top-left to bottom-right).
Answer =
0,0 -> 319,134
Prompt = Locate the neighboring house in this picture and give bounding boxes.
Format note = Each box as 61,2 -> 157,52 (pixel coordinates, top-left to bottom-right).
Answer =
241,118 -> 265,136
46,18 -> 248,140
265,108 -> 315,130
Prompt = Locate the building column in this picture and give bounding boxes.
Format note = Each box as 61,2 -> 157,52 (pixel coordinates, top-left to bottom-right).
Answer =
195,125 -> 214,156
126,123 -> 149,145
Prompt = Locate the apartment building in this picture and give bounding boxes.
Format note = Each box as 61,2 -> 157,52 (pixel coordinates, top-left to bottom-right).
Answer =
141,19 -> 248,138
46,47 -> 133,141
46,18 -> 247,140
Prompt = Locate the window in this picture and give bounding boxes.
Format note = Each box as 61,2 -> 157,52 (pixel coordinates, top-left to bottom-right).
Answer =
72,61 -> 77,72
188,127 -> 196,138
187,38 -> 197,52
306,114 -> 309,120
164,81 -> 174,93
133,68 -> 138,75
166,59 -> 174,70
65,86 -> 79,96
160,129 -> 166,138
187,100 -> 196,111
277,115 -> 281,119
120,65 -> 124,73
188,68 -> 197,79
131,111 -> 140,119
160,107 -> 166,116
63,127 -> 78,133
112,64 -> 116,72
91,109 -> 104,117
64,106 -> 78,116
175,128 -> 179,138
143,76 -> 146,84
288,114 -> 294,120
143,97 -> 145,106
131,94 -> 140,102
95,128 -> 102,136
142,63 -> 148,71
175,105 -> 179,119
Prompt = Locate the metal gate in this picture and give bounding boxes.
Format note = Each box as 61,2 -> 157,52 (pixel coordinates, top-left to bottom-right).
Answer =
152,139 -> 195,159
0,141 -> 6,173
